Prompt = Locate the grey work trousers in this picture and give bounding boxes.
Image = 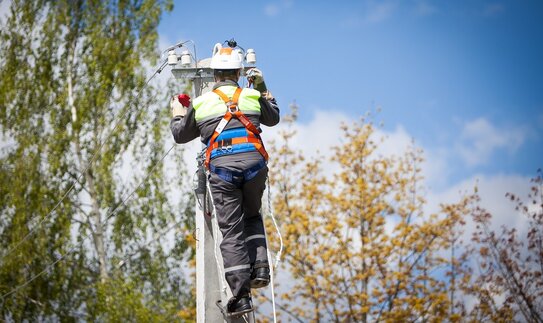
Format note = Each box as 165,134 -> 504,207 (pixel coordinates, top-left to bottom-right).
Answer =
208,156 -> 269,297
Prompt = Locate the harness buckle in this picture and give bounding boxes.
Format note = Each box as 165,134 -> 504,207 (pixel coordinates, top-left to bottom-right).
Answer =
220,145 -> 233,153
227,102 -> 239,113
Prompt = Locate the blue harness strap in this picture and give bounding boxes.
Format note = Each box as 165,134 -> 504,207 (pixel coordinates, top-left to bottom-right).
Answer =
208,127 -> 259,159
209,160 -> 267,187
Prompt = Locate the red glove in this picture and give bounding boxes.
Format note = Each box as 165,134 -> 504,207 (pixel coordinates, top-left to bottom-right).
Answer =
178,94 -> 191,108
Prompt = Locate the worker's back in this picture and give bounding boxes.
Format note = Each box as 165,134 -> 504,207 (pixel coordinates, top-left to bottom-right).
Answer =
169,40 -> 279,317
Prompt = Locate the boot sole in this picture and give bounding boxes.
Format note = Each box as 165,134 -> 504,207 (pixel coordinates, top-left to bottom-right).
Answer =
250,277 -> 270,289
229,307 -> 254,318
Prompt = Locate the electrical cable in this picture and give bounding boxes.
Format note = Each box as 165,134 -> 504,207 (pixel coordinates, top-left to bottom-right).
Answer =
161,40 -> 192,57
116,208 -> 185,269
0,143 -> 176,300
0,58 -> 167,264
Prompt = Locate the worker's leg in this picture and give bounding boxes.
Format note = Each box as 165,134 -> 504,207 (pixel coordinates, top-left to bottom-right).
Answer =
242,166 -> 269,265
208,172 -> 251,298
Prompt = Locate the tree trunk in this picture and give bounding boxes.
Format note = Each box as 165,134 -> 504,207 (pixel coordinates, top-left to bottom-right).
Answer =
67,46 -> 108,282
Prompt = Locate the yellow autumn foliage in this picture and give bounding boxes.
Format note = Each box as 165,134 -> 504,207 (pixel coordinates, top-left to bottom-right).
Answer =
262,109 -> 474,322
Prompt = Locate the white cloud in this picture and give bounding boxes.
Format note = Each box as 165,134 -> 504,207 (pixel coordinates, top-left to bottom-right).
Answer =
421,147 -> 450,190
262,109 -> 451,190
265,111 -> 418,165
374,124 -> 412,158
264,4 -> 279,17
264,1 -> 292,17
426,173 -> 532,243
0,0 -> 11,18
363,1 -> 397,24
342,0 -> 397,27
413,0 -> 438,17
456,117 -> 526,167
0,0 -> 11,23
283,0 -> 293,9
483,3 -> 505,17
266,109 -> 346,157
262,109 -> 348,177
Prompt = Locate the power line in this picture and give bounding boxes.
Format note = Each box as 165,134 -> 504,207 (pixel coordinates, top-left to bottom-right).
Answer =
0,60 -> 167,264
116,216 -> 185,269
0,143 -> 175,300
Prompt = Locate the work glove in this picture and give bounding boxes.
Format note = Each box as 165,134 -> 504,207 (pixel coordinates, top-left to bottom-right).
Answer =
246,68 -> 264,85
246,68 -> 268,93
261,90 -> 274,101
170,94 -> 191,117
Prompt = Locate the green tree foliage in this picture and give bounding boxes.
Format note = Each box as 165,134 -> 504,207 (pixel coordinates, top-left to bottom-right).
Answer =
0,0 -> 195,321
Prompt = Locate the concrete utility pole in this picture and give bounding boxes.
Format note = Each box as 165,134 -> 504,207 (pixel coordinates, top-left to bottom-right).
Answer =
169,44 -> 256,323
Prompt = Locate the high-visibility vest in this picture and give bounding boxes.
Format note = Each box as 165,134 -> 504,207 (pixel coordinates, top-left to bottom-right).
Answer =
200,86 -> 268,168
193,85 -> 261,123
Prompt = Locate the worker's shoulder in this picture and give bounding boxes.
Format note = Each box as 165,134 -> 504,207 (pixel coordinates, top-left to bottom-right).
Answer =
193,92 -> 217,109
241,87 -> 261,99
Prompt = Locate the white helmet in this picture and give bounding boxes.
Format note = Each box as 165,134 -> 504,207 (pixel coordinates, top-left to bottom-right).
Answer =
210,43 -> 243,70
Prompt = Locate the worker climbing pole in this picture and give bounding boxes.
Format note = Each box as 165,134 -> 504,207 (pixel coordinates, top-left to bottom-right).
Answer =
166,39 -> 281,322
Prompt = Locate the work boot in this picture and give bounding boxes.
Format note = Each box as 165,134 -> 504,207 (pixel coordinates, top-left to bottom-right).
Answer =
227,294 -> 253,317
251,261 -> 270,288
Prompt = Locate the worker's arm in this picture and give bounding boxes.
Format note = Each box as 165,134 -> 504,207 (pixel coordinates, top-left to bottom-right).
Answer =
258,94 -> 280,127
247,68 -> 280,127
170,94 -> 200,143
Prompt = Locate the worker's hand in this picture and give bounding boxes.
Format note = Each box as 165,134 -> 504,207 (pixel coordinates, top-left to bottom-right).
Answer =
170,94 -> 190,117
178,94 -> 191,108
246,68 -> 264,85
261,90 -> 274,101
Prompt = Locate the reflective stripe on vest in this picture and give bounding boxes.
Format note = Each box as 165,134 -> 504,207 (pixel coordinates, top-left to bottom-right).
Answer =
193,86 -> 261,123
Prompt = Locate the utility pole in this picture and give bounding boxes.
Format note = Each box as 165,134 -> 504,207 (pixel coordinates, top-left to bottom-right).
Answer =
168,41 -> 256,323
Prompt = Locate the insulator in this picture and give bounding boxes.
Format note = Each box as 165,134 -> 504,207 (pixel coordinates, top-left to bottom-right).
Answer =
246,49 -> 256,65
167,50 -> 178,65
181,50 -> 192,67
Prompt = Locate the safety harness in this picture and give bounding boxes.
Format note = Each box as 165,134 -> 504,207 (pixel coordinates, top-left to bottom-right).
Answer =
205,87 -> 269,185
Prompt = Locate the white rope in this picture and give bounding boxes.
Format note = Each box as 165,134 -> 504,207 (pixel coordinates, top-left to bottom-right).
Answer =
267,177 -> 283,269
266,176 -> 281,323
267,247 -> 278,323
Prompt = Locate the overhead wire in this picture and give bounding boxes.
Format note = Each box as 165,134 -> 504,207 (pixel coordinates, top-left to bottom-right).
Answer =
0,143 -> 176,300
116,212 -> 185,269
0,58 -> 168,264
3,38 -> 284,319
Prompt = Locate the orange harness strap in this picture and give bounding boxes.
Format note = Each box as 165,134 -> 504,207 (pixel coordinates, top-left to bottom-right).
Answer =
205,88 -> 269,168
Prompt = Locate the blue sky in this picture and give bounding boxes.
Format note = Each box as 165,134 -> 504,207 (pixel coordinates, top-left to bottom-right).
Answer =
159,5 -> 543,315
159,0 -> 543,192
